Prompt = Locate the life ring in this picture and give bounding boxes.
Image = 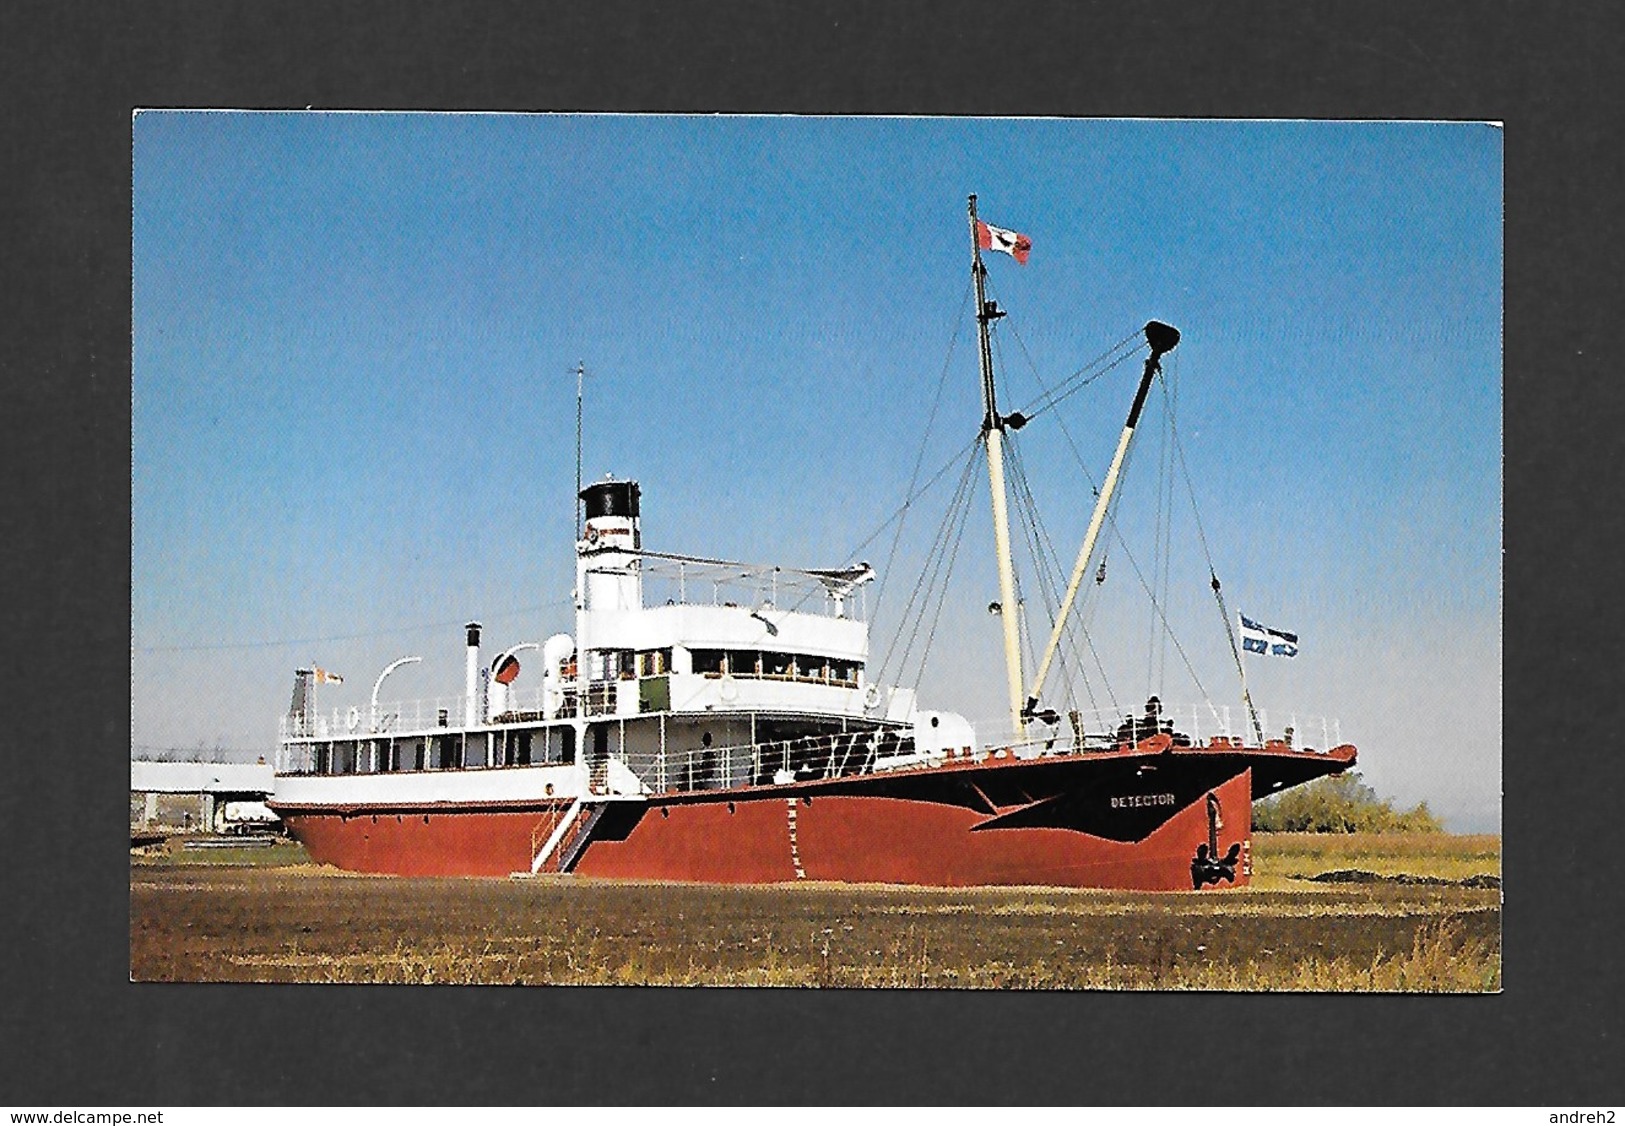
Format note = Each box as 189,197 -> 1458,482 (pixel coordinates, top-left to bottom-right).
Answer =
345,706 -> 361,731
718,675 -> 739,702
586,525 -> 599,544
863,683 -> 882,710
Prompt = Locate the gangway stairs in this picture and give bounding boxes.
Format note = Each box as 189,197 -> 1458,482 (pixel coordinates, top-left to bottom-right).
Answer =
524,798 -> 607,875
555,802 -> 607,872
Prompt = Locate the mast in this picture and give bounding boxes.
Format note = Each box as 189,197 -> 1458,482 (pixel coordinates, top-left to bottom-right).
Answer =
1026,320 -> 1180,716
968,194 -> 1027,738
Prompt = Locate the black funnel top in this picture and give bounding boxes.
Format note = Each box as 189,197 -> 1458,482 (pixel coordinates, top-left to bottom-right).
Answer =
1144,321 -> 1181,358
580,480 -> 641,520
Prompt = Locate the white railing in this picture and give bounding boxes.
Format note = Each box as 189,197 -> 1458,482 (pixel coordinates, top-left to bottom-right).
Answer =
638,556 -> 870,621
630,702 -> 1346,798
276,689 -> 1346,790
635,727 -> 904,795
279,683 -> 564,742
974,702 -> 1344,757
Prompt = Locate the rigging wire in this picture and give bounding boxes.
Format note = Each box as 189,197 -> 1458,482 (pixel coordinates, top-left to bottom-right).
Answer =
1001,308 -> 1207,708
868,277 -> 975,625
988,317 -> 1075,710
897,454 -> 979,689
1004,434 -> 1115,717
908,462 -> 980,694
1013,332 -> 1144,422
1000,314 -> 1214,711
1155,352 -> 1183,690
1001,436 -> 1077,712
1147,352 -> 1175,694
877,445 -> 982,685
841,433 -> 982,564
841,304 -> 1144,641
999,316 -> 1142,715
1160,365 -> 1257,720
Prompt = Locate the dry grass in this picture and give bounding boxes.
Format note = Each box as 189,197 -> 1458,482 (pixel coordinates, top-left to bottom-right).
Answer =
186,909 -> 1499,991
1250,832 -> 1501,885
131,831 -> 1502,991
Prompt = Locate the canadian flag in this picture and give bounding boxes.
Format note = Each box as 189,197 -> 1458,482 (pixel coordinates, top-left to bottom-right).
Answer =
976,220 -> 1032,265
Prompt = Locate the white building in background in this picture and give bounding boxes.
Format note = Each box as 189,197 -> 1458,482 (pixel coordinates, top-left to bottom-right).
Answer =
130,760 -> 276,833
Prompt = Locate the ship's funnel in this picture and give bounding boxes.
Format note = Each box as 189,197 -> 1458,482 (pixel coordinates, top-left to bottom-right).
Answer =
1144,320 -> 1181,360
578,478 -> 644,611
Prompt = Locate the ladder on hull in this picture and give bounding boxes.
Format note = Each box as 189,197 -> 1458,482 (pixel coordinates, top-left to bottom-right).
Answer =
556,802 -> 607,872
528,798 -> 607,875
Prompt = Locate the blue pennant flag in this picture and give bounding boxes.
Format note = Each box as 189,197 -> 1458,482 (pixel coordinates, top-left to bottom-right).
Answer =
1240,614 -> 1299,658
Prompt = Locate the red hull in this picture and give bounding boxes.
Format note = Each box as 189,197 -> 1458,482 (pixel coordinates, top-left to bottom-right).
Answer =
278,804 -> 550,878
277,767 -> 1260,890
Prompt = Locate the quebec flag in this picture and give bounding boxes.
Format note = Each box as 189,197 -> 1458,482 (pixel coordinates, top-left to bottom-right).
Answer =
1240,614 -> 1299,658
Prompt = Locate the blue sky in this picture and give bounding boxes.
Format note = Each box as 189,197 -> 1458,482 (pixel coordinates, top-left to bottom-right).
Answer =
133,114 -> 1501,830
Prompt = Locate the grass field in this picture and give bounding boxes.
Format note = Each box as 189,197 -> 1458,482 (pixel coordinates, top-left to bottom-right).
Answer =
1249,832 -> 1502,886
129,832 -> 1500,990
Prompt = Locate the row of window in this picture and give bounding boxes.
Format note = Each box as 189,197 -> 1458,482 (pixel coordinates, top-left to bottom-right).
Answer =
304,729 -> 576,775
689,649 -> 861,686
580,646 -> 862,687
586,648 -> 672,680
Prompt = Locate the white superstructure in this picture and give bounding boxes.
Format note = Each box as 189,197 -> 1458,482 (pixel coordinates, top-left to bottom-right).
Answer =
275,478 -> 927,825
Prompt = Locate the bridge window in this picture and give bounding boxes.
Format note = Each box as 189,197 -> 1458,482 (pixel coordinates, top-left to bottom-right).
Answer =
637,648 -> 672,676
589,649 -> 636,681
686,649 -> 860,686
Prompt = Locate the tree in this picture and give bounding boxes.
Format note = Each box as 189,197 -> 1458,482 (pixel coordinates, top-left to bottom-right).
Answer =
1252,771 -> 1443,833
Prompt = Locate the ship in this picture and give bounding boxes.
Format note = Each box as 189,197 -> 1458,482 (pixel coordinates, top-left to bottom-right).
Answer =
269,196 -> 1355,890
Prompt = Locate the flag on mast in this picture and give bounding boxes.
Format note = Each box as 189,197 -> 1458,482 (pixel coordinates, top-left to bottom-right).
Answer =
1240,614 -> 1298,658
976,220 -> 1032,265
313,667 -> 345,684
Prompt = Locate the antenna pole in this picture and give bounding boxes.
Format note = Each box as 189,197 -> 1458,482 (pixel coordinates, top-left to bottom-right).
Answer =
969,194 -> 1027,739
574,361 -> 585,535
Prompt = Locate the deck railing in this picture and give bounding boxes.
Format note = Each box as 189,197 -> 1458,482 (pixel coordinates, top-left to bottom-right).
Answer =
277,692 -> 1345,795
637,556 -> 870,621
972,702 -> 1344,758
279,685 -> 561,742
632,703 -> 1345,798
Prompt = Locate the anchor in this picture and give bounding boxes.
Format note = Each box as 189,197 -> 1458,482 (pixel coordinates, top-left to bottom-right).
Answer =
1190,789 -> 1241,889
